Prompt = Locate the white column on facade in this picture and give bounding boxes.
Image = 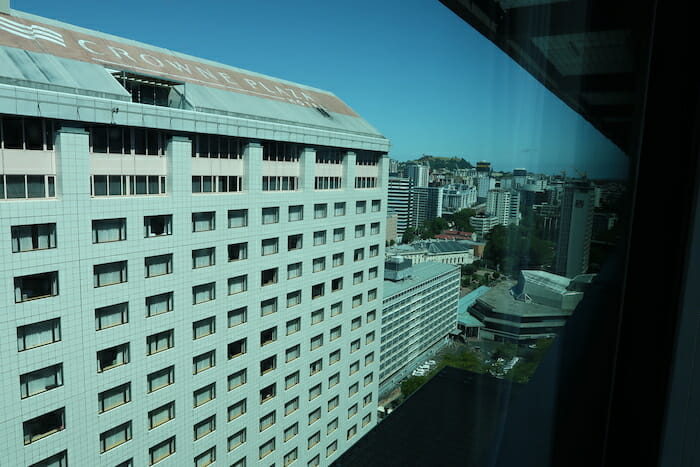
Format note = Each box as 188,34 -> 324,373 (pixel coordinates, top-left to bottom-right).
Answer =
244,141 -> 263,193
299,146 -> 316,191
344,150 -> 356,190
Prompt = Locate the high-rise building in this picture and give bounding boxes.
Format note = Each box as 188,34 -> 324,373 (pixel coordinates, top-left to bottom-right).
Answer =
0,9 -> 389,467
442,183 -> 478,213
406,163 -> 429,188
388,177 -> 415,238
477,175 -> 496,200
413,186 -> 444,226
513,168 -> 527,188
476,161 -> 491,177
486,189 -> 521,226
555,181 -> 595,277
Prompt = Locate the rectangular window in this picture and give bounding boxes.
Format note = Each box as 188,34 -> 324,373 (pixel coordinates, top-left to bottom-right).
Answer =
146,292 -> 173,317
369,266 -> 378,279
333,228 -> 345,242
350,361 -> 360,375
349,382 -> 359,397
261,356 -> 277,376
148,402 -> 175,429
333,253 -> 344,267
192,211 -> 215,232
144,215 -> 172,237
260,383 -> 276,402
310,334 -> 323,351
288,233 -> 303,250
351,339 -> 361,353
228,429 -> 246,451
97,343 -> 129,372
228,209 -> 248,228
228,242 -> 248,261
28,451 -> 67,467
22,408 -> 64,444
193,317 -> 215,339
308,431 -> 321,449
330,326 -> 342,341
261,268 -> 278,286
228,307 -> 247,327
331,301 -> 342,316
371,199 -> 381,212
228,399 -> 246,421
259,411 -> 276,432
94,261 -> 127,287
314,203 -> 327,219
17,318 -> 61,350
308,407 -> 321,425
286,345 -> 301,363
310,359 -> 323,376
313,257 -> 326,272
371,222 -> 381,235
192,282 -> 215,304
364,372 -> 374,386
355,224 -> 366,238
334,202 -> 346,216
364,393 -> 373,407
20,364 -> 63,398
2,174 -> 56,199
352,295 -> 363,309
14,271 -> 58,302
288,262 -> 302,279
347,424 -> 358,440
353,272 -> 363,285
312,283 -> 325,299
194,416 -> 216,440
228,338 -> 247,359
228,369 -> 247,390
313,230 -> 326,246
262,237 -> 279,255
145,254 -> 173,277
362,413 -> 372,427
366,331 -> 375,344
192,247 -> 215,268
287,290 -> 302,307
329,372 -> 340,388
149,437 -> 175,465
100,421 -> 131,452
286,318 -> 301,336
285,397 -> 299,416
367,309 -> 377,322
193,351 -> 215,374
99,383 -> 131,413
195,447 -> 216,467
356,201 -> 367,214
369,244 -> 379,257
365,352 -> 375,365
262,207 -> 279,224
328,395 -> 340,411
261,298 -> 277,316
193,383 -> 216,407
12,223 -> 57,251
284,423 -> 299,442
354,248 -> 365,262
285,371 -> 300,389
147,366 -> 174,392
348,403 -> 358,418
260,326 -> 277,345
311,308 -> 324,324
147,329 -> 174,355
262,175 -> 298,191
288,205 -> 304,221
228,275 -> 248,294
327,417 -> 339,434
259,438 -> 275,459
330,349 -> 341,365
309,383 -> 322,401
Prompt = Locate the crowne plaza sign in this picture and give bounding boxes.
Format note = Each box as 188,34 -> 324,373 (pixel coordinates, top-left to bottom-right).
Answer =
0,13 -> 357,116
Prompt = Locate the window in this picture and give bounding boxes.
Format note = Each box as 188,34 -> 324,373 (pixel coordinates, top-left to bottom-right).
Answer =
262,175 -> 299,191
314,203 -> 327,219
194,383 -> 216,407
193,351 -> 215,374
28,451 -> 67,467
371,222 -> 381,235
262,237 -> 279,255
146,292 -> 173,316
260,383 -> 276,402
365,352 -> 375,365
192,211 -> 215,232
310,334 -> 323,350
14,271 -> 59,302
20,364 -> 63,398
147,366 -> 174,392
149,437 -> 175,465
285,371 -> 300,389
147,329 -> 174,355
309,383 -> 322,400
356,201 -> 367,214
351,339 -> 361,353
288,262 -> 303,279
287,290 -> 302,307
308,431 -> 321,449
327,417 -> 339,435
334,202 -> 346,216
289,205 -> 304,221
228,209 -> 248,228
354,248 -> 365,261
333,253 -> 344,267
353,271 -> 364,285
261,356 -> 277,375
286,318 -> 301,336
355,224 -> 366,238
350,361 -> 360,375
364,393 -> 373,407
331,301 -> 342,316
347,424 -> 358,440
312,283 -> 325,299
330,326 -> 342,341
309,407 -> 321,425
148,402 -> 175,429
362,413 -> 372,427
313,257 -> 326,272
352,295 -> 363,309
2,174 -> 56,199
228,369 -> 247,390
259,438 -> 275,459
228,399 -> 246,420
314,176 -> 342,189
355,176 -> 378,188
192,175 -> 241,193
310,359 -> 323,375
284,423 -> 299,442
17,318 -> 61,350
97,343 -> 129,372
288,233 -> 303,250
348,403 -> 359,419
194,416 -> 216,440
349,382 -> 359,397
192,247 -> 215,268
193,317 -> 215,339
228,338 -> 246,359
328,395 -> 340,411
371,199 -> 381,212
228,275 -> 248,294
369,266 -> 378,279
192,282 -> 215,304
22,408 -> 64,445
366,331 -> 375,344
329,372 -> 340,388
285,397 -> 299,416
261,298 -> 278,316
228,307 -> 247,327
194,447 -> 216,467
100,422 -> 131,452
369,244 -> 379,257
286,345 -> 301,362
260,327 -> 277,345
330,350 -> 340,368
364,372 -> 374,386
311,308 -> 324,324
228,429 -> 246,451
94,261 -> 127,287
99,383 -> 131,412
144,215 -> 172,237
12,223 -> 57,251
145,254 -> 172,277
367,309 -> 377,323
261,268 -> 278,286
333,227 -> 345,242
262,207 -> 279,224
259,411 -> 276,431
193,134 -> 243,158
313,230 -> 326,246
228,242 -> 248,261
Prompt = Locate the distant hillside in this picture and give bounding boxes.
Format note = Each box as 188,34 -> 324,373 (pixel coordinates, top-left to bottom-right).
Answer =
408,156 -> 473,171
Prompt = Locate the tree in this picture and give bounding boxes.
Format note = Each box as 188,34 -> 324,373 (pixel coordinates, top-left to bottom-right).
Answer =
461,264 -> 477,276
445,208 -> 476,232
402,227 -> 416,244
401,376 -> 426,398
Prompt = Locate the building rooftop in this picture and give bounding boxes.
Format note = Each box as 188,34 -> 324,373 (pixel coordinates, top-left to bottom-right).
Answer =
383,261 -> 458,299
386,239 -> 478,256
458,287 -> 490,327
475,281 -> 572,318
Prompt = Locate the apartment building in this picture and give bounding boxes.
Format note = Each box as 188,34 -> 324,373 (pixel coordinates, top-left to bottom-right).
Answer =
0,8 -> 389,467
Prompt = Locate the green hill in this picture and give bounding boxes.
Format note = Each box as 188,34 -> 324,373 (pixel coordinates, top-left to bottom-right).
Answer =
407,156 -> 473,171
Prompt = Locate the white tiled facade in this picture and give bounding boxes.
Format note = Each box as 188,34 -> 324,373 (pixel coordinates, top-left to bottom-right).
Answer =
0,11 -> 389,467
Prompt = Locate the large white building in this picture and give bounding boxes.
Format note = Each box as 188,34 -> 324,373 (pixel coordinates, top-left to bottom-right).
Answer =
0,7 -> 389,467
555,181 -> 595,277
406,163 -> 429,188
388,177 -> 415,238
486,189 -> 521,226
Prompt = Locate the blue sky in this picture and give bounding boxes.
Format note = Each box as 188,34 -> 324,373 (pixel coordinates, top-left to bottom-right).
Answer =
13,0 -> 628,178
